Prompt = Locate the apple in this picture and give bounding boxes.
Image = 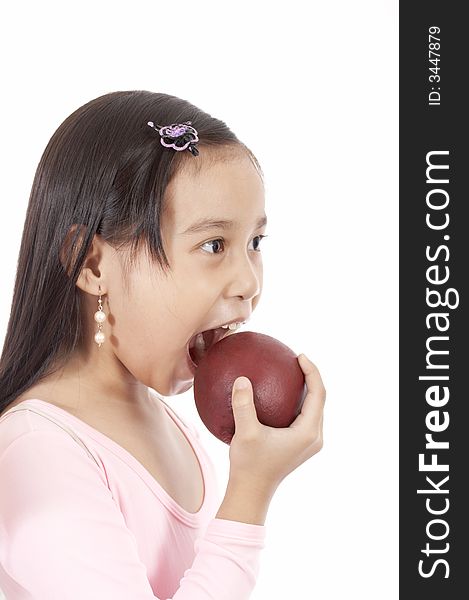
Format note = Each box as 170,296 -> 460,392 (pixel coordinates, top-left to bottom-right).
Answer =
193,331 -> 306,444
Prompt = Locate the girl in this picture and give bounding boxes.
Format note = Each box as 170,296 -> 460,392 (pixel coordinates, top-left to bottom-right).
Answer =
0,90 -> 325,599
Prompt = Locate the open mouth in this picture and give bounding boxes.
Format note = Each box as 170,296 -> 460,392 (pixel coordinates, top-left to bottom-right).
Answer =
187,327 -> 234,368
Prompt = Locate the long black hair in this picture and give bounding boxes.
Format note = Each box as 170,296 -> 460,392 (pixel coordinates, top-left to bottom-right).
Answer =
0,90 -> 263,414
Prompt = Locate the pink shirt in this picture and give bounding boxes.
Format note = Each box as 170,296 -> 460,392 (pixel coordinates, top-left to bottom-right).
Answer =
0,398 -> 266,599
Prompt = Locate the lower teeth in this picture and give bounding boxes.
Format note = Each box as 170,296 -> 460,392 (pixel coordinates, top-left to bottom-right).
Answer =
195,332 -> 206,351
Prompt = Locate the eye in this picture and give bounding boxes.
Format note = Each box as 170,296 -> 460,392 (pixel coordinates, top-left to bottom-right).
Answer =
200,234 -> 268,255
250,234 -> 268,251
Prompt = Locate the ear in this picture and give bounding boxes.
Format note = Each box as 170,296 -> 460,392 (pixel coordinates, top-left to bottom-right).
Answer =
59,224 -> 106,295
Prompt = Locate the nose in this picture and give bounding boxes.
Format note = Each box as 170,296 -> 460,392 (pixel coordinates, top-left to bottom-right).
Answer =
225,249 -> 262,301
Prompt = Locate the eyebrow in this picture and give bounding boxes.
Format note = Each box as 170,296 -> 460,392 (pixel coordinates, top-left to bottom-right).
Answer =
179,214 -> 268,235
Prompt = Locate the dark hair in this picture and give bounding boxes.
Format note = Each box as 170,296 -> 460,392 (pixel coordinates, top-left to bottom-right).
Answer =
0,90 -> 263,414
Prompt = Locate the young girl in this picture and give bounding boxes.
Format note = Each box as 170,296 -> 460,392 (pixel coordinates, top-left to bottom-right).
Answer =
0,90 -> 325,599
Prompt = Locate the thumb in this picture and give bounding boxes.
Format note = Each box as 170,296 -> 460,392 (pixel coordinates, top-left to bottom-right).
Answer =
231,376 -> 258,433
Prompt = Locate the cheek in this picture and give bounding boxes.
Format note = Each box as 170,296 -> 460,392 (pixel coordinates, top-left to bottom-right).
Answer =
108,275 -> 172,340
176,259 -> 221,299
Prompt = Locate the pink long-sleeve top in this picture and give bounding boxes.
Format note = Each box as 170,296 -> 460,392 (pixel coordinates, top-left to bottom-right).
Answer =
0,398 -> 266,599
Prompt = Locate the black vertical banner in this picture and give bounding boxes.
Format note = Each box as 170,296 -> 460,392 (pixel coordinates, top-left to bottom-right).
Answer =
400,2 -> 467,597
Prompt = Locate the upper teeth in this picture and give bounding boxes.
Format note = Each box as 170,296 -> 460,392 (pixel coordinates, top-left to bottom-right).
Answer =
221,321 -> 244,330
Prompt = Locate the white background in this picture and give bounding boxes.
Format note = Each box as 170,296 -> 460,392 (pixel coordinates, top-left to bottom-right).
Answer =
0,1 -> 398,598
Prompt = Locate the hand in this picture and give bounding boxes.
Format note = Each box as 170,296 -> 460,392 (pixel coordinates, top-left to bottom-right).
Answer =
228,353 -> 326,493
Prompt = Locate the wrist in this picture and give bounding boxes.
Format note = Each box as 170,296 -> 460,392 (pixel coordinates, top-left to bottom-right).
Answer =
216,476 -> 276,526
227,473 -> 277,499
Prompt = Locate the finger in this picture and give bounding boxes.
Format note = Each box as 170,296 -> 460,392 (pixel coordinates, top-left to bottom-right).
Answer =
298,354 -> 326,402
231,376 -> 259,437
296,354 -> 326,421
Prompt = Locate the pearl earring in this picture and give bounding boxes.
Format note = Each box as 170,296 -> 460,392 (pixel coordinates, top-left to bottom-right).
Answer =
94,285 -> 106,347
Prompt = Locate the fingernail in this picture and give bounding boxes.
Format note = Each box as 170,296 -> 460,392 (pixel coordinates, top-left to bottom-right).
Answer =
234,376 -> 250,391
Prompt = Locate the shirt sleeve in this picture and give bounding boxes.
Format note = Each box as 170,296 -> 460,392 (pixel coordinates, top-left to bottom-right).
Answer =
0,429 -> 266,600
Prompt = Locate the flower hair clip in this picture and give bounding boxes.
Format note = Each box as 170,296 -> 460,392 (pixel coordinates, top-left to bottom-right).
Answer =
147,121 -> 200,156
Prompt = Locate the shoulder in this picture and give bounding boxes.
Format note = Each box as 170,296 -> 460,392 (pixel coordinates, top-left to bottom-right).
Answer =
0,410 -> 151,596
0,402 -> 105,478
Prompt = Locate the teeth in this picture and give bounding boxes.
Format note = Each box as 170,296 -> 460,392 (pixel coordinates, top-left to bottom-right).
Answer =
221,321 -> 244,330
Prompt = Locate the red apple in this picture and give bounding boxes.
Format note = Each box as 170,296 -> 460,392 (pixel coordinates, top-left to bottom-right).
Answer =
193,331 -> 306,444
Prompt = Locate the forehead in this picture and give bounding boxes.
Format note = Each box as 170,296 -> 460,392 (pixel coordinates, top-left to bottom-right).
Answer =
164,149 -> 265,230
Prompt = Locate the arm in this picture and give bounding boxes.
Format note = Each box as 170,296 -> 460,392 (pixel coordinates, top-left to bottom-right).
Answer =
216,477 -> 275,526
0,429 -> 266,600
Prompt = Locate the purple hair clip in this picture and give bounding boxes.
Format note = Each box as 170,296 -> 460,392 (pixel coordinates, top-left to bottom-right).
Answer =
147,121 -> 200,156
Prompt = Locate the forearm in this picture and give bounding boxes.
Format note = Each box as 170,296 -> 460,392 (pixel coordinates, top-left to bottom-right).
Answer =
215,477 -> 276,526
